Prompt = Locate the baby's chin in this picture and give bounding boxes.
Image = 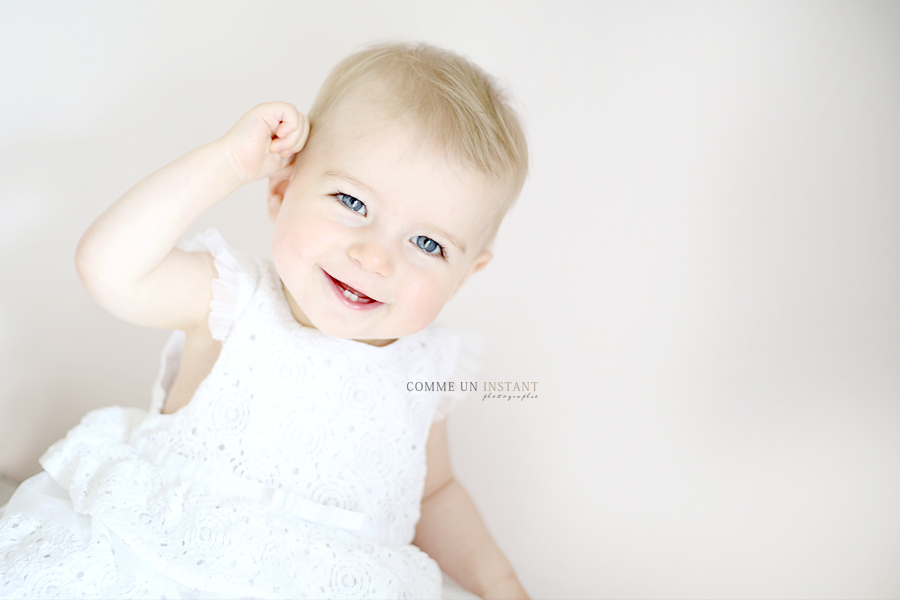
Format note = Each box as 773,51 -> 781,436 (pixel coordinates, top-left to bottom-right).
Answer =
311,319 -> 417,347
308,310 -> 440,346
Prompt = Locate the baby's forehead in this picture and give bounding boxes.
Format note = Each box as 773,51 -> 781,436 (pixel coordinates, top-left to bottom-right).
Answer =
309,91 -> 512,226
317,89 -> 490,169
316,101 -> 487,179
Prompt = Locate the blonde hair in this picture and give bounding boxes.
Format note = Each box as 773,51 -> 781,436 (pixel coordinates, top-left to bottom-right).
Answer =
308,42 -> 528,219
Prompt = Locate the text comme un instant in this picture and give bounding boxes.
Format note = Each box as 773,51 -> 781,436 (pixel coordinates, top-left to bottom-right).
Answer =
406,381 -> 538,392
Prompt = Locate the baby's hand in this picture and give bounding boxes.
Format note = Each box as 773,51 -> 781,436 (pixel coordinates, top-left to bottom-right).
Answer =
220,102 -> 310,185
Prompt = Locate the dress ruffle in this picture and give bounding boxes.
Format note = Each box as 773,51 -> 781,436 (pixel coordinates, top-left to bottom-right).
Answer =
432,329 -> 484,422
179,228 -> 254,341
30,405 -> 441,598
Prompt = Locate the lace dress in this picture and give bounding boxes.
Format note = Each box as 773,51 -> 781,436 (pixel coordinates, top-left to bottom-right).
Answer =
0,230 -> 479,599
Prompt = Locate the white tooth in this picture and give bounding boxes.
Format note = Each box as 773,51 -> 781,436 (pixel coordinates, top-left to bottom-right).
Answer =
343,289 -> 359,301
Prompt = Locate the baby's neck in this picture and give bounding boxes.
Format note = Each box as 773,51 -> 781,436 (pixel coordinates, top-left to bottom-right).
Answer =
355,337 -> 397,347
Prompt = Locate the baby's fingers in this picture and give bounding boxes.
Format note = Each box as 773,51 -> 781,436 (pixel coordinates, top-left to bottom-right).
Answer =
264,104 -> 304,154
273,113 -> 310,158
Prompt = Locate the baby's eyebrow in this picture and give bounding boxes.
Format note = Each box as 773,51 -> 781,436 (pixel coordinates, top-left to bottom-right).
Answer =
325,171 -> 376,198
434,227 -> 467,254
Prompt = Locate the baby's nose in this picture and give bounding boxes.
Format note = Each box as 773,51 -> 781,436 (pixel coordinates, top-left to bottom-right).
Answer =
347,238 -> 393,277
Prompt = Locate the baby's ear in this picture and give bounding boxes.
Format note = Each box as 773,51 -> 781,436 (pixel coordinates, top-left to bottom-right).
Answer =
267,164 -> 294,223
451,249 -> 493,299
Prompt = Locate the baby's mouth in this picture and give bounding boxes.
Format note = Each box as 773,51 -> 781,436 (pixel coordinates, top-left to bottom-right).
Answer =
325,271 -> 379,304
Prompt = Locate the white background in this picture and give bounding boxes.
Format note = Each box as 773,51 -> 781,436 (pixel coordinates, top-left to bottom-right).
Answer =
1,2 -> 899,598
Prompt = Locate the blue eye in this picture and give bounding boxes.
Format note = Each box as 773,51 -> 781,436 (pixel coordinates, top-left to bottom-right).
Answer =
337,193 -> 367,216
412,235 -> 443,257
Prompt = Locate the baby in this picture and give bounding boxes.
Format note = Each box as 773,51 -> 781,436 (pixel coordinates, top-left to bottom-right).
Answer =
0,43 -> 528,599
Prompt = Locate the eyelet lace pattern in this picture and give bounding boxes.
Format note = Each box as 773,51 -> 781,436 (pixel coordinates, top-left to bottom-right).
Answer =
0,230 -> 481,599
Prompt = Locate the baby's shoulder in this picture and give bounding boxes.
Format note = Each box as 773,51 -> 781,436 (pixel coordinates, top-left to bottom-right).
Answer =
402,323 -> 482,377
404,324 -> 484,422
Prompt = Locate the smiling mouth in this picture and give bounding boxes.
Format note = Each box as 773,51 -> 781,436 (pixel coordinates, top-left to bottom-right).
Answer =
324,270 -> 381,305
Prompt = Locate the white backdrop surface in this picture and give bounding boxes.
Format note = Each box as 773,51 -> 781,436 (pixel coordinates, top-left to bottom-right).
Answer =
1,2 -> 899,598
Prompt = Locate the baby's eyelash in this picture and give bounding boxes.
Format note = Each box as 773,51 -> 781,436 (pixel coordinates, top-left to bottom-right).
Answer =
411,235 -> 445,259
335,192 -> 367,216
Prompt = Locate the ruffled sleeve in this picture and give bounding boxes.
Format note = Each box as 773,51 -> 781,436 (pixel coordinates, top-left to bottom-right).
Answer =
148,229 -> 258,414
431,328 -> 484,422
179,228 -> 256,341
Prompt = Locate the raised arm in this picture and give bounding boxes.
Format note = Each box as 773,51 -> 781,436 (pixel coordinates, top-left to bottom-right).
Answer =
414,419 -> 529,600
75,102 -> 309,330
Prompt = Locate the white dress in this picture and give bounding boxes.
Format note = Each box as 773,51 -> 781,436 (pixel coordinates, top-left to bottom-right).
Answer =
0,230 -> 479,599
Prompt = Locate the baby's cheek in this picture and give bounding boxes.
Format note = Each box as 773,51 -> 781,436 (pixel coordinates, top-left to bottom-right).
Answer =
274,215 -> 338,263
402,275 -> 454,328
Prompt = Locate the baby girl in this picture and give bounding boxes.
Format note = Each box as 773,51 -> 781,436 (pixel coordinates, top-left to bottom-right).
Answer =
0,42 -> 528,599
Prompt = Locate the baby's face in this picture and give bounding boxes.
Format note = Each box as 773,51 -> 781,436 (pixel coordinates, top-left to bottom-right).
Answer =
268,96 -> 505,345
